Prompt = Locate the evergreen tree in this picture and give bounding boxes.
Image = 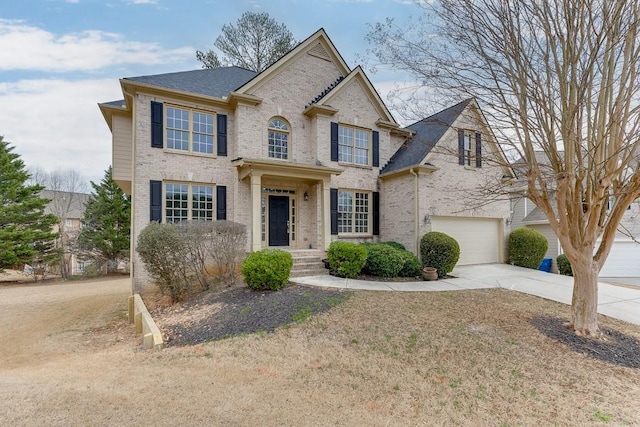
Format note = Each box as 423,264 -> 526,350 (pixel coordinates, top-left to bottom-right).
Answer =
79,167 -> 131,271
0,136 -> 58,271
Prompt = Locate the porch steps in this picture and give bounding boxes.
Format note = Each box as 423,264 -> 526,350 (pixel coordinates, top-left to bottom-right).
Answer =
286,249 -> 329,278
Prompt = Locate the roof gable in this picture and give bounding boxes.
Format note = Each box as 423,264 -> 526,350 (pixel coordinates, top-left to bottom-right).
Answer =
381,99 -> 474,174
236,28 -> 351,95
311,66 -> 397,125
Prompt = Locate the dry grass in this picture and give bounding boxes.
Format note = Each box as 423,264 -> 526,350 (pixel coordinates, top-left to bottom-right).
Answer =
1,279 -> 640,426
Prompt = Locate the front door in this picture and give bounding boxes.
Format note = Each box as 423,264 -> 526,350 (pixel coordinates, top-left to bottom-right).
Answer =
268,195 -> 289,246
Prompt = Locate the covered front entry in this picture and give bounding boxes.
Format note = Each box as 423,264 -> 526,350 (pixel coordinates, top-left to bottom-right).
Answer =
268,195 -> 290,246
233,158 -> 343,252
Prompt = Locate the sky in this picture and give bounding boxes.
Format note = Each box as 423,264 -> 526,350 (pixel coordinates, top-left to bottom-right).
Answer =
0,0 -> 421,186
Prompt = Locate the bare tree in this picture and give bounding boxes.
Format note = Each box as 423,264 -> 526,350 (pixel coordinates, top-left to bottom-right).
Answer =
367,0 -> 640,336
41,169 -> 89,278
196,11 -> 297,72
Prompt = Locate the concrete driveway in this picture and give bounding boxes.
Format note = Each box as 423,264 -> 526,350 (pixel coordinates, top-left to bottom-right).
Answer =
293,264 -> 640,326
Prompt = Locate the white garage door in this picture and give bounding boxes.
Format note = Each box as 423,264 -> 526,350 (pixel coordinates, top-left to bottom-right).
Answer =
431,216 -> 501,265
599,240 -> 640,277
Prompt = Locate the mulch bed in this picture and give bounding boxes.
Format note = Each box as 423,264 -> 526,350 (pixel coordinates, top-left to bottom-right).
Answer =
531,316 -> 640,368
153,284 -> 351,346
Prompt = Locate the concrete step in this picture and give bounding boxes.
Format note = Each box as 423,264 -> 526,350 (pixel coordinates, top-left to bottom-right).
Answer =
286,249 -> 326,258
290,268 -> 329,278
292,260 -> 326,269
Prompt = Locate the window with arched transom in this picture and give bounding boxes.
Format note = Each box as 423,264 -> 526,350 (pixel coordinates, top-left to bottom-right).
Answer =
267,117 -> 289,160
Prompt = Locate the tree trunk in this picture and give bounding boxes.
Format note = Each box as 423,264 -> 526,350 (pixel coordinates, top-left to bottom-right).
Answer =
569,255 -> 600,337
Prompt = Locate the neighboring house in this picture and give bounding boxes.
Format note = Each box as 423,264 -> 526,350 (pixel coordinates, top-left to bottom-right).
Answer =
42,190 -> 91,275
509,154 -> 640,276
98,28 -> 512,292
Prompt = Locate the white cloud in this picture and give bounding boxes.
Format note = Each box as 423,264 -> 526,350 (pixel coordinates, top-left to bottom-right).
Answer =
125,0 -> 159,4
0,19 -> 193,72
0,78 -> 123,184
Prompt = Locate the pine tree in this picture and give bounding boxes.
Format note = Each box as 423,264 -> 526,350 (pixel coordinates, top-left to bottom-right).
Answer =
196,12 -> 297,72
79,167 -> 131,271
0,136 -> 58,271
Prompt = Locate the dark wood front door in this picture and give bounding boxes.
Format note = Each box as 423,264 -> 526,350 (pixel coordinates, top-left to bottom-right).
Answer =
268,196 -> 289,246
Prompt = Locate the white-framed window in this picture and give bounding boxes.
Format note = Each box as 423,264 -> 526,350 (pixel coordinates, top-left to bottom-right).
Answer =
166,106 -> 214,154
165,183 -> 214,223
268,117 -> 289,160
65,219 -> 72,227
463,131 -> 473,166
338,190 -> 370,234
338,125 -> 369,166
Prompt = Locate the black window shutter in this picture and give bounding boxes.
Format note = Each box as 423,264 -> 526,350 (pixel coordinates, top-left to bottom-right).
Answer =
458,129 -> 465,165
216,186 -> 227,220
217,114 -> 227,156
372,191 -> 380,235
150,180 -> 162,222
475,132 -> 482,168
330,122 -> 339,162
151,101 -> 163,148
372,131 -> 380,167
330,188 -> 338,235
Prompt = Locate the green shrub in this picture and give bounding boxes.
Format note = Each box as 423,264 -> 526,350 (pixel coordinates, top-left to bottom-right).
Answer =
136,223 -> 194,302
363,243 -> 404,277
381,241 -> 406,251
327,241 -> 367,278
508,227 -> 548,269
397,250 -> 422,277
420,232 -> 460,278
241,249 -> 293,291
557,254 -> 573,276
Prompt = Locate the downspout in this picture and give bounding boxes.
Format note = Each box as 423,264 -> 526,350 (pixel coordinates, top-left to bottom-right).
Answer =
410,168 -> 419,255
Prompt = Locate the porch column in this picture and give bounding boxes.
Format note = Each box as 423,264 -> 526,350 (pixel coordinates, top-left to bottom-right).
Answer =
322,178 -> 332,251
250,173 -> 262,252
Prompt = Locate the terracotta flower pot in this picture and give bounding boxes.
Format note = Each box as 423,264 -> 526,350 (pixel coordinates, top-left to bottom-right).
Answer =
422,267 -> 438,281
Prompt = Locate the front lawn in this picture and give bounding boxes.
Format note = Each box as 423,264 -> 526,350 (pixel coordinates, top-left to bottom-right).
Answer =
149,287 -> 640,425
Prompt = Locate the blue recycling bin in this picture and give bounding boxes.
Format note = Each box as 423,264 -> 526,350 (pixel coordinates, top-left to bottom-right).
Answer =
538,258 -> 552,272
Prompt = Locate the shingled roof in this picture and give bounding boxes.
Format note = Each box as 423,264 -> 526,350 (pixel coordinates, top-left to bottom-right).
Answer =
124,66 -> 258,98
381,99 -> 474,174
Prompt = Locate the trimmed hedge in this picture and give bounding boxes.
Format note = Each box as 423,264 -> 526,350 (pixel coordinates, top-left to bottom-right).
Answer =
381,241 -> 406,251
327,241 -> 367,278
508,227 -> 548,269
363,243 -> 404,277
557,254 -> 573,276
420,232 -> 460,278
397,249 -> 422,277
241,249 -> 293,291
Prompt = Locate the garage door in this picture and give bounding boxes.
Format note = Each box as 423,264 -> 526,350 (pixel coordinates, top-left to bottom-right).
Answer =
599,240 -> 640,277
431,216 -> 501,265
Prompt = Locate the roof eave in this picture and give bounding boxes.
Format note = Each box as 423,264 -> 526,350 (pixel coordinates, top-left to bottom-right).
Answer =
379,164 -> 439,180
303,104 -> 339,118
98,102 -> 129,131
120,79 -> 232,109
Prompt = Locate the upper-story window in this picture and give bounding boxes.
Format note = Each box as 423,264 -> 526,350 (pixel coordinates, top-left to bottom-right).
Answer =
458,129 -> 482,168
338,125 -> 369,166
268,118 -> 289,160
166,106 -> 214,154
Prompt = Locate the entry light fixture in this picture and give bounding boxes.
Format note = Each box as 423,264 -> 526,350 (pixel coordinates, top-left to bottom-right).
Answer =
304,191 -> 309,201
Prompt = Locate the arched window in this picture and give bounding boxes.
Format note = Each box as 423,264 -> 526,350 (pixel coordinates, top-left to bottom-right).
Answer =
268,117 -> 289,160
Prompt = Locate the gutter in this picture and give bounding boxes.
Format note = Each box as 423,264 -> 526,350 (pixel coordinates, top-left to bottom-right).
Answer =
410,168 -> 419,255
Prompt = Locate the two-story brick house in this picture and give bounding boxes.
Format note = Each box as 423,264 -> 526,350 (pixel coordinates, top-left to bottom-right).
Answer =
99,29 -> 512,292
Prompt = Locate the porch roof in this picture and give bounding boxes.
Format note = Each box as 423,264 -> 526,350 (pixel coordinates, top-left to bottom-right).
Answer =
232,158 -> 343,182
